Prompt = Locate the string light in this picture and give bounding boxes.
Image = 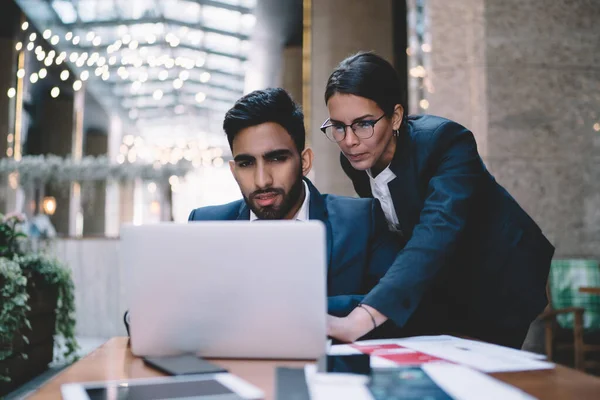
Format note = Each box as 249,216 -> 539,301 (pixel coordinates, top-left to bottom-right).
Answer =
26,42 -> 34,51
65,32 -> 73,40
15,42 -> 22,51
73,80 -> 83,91
158,70 -> 168,80
30,73 -> 39,83
17,69 -> 25,79
195,92 -> 206,103
173,79 -> 183,89
199,72 -> 211,83
93,36 -> 101,46
21,21 -> 29,31
51,35 -> 59,45
29,33 -> 36,41
60,70 -> 70,81
7,88 -> 16,98
153,90 -> 163,100
39,68 -> 47,78
50,87 -> 60,98
43,29 -> 51,39
72,36 -> 80,45
80,71 -> 89,81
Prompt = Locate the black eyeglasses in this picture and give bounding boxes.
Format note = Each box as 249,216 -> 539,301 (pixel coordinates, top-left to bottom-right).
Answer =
320,114 -> 386,143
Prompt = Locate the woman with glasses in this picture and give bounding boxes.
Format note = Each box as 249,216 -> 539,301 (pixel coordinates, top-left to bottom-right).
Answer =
323,52 -> 554,349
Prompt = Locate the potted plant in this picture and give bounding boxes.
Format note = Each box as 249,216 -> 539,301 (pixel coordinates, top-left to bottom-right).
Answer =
0,213 -> 78,395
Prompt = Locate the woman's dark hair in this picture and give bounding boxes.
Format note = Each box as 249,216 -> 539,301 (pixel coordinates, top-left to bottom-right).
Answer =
325,52 -> 406,117
223,88 -> 305,152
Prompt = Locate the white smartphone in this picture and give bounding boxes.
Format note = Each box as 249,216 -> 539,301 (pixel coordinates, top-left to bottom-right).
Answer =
60,373 -> 264,400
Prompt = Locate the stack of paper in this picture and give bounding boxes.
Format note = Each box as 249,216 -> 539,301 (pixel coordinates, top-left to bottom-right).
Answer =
303,335 -> 552,399
329,335 -> 554,373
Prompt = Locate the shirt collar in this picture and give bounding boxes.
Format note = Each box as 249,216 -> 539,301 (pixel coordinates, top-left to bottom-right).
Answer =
366,164 -> 396,183
250,180 -> 310,221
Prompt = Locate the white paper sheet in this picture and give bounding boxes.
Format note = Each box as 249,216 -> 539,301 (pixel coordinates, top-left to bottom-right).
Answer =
330,335 -> 554,373
304,364 -> 374,400
423,363 -> 538,400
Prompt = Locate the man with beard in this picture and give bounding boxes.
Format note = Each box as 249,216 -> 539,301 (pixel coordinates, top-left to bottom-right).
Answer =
186,88 -> 403,342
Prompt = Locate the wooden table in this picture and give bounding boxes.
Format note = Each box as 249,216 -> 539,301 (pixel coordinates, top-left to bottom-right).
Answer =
29,337 -> 600,400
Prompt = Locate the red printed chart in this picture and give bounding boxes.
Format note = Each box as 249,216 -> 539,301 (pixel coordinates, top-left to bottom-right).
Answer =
351,343 -> 449,366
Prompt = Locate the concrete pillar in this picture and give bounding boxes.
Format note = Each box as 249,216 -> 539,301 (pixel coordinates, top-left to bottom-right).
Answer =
424,0 -> 600,259
0,1 -> 23,214
305,0 -> 394,196
68,88 -> 85,237
82,129 -> 107,236
281,45 -> 303,106
105,115 -> 122,237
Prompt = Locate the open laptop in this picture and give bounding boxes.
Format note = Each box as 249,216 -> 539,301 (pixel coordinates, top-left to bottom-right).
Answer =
121,221 -> 327,360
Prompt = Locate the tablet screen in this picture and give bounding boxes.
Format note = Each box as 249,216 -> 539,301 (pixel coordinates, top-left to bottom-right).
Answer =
84,379 -> 242,400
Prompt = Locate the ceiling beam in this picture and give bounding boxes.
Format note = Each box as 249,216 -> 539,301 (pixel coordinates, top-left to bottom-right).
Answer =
74,41 -> 246,61
62,17 -> 249,40
107,78 -> 243,96
185,0 -> 253,14
118,90 -> 237,104
98,61 -> 245,80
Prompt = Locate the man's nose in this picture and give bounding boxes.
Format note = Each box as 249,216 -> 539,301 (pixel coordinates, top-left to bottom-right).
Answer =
255,165 -> 273,189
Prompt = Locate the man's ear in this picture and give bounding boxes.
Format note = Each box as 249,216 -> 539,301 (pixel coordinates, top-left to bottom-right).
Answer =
392,104 -> 404,131
300,148 -> 314,177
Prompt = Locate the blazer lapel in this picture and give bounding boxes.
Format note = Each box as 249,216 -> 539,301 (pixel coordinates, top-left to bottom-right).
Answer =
236,202 -> 250,220
305,178 -> 333,269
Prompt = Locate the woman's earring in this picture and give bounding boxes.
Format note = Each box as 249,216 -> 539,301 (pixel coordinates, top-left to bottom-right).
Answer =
393,129 -> 400,137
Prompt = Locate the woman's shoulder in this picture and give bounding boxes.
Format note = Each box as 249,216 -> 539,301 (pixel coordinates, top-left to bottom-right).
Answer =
407,114 -> 468,138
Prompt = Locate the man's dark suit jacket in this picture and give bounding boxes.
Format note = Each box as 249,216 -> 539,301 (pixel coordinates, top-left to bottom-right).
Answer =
341,115 -> 554,347
188,178 -> 402,333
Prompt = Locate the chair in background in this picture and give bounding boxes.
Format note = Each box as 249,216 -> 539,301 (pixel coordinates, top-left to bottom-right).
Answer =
540,259 -> 600,372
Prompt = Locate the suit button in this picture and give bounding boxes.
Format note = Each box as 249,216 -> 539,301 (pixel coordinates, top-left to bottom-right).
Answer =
402,298 -> 411,309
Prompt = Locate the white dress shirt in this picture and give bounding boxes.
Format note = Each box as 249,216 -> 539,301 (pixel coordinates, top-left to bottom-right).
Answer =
250,180 -> 310,221
367,166 -> 401,232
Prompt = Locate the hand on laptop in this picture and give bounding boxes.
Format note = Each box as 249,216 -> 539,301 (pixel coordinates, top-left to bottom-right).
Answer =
327,304 -> 388,342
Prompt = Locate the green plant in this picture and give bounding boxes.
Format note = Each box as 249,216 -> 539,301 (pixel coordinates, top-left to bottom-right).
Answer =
0,213 -> 28,259
0,257 -> 29,383
0,213 -> 78,383
16,254 -> 78,362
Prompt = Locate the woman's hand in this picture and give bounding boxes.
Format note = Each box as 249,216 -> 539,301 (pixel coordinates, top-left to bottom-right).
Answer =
327,304 -> 388,342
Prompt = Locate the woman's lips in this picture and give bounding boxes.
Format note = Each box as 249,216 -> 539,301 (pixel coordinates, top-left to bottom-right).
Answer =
346,152 -> 368,162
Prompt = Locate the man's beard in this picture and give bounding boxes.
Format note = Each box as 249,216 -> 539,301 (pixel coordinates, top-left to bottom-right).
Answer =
245,174 -> 305,220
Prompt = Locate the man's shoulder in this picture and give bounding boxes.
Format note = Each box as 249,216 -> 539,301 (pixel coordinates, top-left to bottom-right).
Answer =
188,199 -> 244,221
321,193 -> 376,218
